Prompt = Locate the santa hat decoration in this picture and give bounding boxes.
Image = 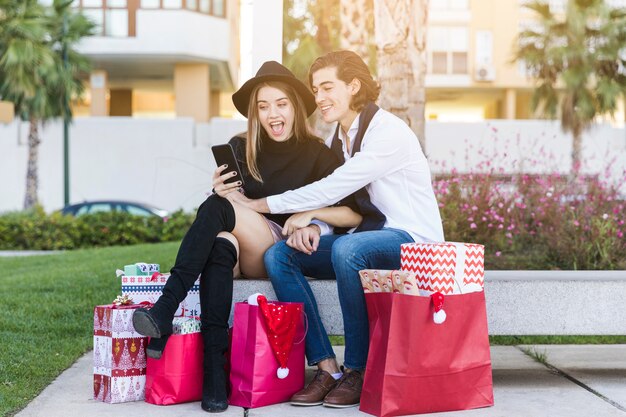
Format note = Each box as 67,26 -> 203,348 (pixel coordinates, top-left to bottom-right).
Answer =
431,292 -> 447,324
255,294 -> 302,379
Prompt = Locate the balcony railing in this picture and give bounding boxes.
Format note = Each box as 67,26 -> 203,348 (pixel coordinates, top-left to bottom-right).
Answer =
65,0 -> 226,37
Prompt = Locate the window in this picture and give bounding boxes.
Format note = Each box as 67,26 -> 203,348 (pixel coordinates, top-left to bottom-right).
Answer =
76,0 -> 225,33
449,0 -> 468,9
125,205 -> 153,216
429,27 -> 448,50
452,52 -> 468,74
141,0 -> 159,7
163,0 -> 182,8
135,0 -> 224,16
428,26 -> 468,75
213,0 -> 224,16
79,0 -> 128,37
82,8 -> 104,33
105,8 -> 128,37
199,0 -> 210,13
432,52 -> 448,74
78,203 -> 111,214
431,0 -> 468,9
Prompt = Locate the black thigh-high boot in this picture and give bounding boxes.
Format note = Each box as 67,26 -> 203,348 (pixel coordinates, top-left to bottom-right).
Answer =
133,195 -> 236,347
200,237 -> 237,413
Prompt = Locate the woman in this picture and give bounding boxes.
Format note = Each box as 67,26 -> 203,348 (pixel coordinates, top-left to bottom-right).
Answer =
132,61 -> 362,413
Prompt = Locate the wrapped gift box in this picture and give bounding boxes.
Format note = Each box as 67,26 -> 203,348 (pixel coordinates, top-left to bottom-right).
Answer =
120,271 -> 200,317
359,269 -> 420,295
400,242 -> 485,295
172,316 -> 201,335
123,262 -> 160,276
93,303 -> 149,403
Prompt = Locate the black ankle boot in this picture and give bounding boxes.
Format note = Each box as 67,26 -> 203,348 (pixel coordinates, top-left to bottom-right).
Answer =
145,334 -> 171,359
132,305 -> 173,339
201,328 -> 229,413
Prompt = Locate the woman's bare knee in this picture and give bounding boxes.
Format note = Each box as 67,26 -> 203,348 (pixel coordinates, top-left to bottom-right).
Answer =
217,231 -> 239,253
217,231 -> 241,278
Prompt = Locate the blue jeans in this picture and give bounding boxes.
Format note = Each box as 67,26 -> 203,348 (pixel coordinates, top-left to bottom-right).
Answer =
264,228 -> 413,370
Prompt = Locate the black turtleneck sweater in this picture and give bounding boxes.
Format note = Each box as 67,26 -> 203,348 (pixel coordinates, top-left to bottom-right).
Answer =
228,132 -> 344,227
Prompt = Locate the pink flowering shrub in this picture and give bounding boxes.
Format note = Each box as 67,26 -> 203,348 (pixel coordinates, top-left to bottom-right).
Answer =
433,169 -> 626,270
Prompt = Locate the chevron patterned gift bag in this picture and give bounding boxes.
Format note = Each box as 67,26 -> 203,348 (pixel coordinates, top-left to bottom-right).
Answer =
400,242 -> 484,295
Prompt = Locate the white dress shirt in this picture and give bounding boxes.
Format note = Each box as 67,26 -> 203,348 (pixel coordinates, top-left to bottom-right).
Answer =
267,108 -> 444,243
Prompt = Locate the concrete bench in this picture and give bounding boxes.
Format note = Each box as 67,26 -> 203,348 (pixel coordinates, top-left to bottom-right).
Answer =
232,270 -> 626,335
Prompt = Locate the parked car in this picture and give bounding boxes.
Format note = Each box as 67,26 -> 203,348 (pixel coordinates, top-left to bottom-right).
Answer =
60,200 -> 169,220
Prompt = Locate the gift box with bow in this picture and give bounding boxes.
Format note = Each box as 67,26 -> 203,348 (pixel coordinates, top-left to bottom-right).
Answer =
93,296 -> 149,403
117,265 -> 200,317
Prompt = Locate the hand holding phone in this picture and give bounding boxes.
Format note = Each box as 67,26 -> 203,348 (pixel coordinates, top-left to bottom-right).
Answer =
211,144 -> 244,188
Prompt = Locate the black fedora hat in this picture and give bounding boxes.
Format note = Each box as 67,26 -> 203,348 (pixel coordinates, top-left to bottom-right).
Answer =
232,61 -> 317,118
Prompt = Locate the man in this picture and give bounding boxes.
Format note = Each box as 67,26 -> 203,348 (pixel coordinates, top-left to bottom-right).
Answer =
224,50 -> 444,408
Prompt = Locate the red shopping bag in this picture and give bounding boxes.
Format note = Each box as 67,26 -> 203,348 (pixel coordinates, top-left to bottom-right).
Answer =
144,332 -> 203,405
360,291 -> 494,417
228,299 -> 305,408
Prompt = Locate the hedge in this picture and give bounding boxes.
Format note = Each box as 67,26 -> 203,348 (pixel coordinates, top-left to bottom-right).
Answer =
0,206 -> 194,250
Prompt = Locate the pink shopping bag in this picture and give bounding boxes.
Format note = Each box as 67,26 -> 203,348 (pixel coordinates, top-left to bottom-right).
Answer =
228,298 -> 305,408
144,332 -> 203,405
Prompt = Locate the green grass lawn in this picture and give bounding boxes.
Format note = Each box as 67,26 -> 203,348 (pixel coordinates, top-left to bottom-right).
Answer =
0,242 -> 179,417
2,243 -> 625,416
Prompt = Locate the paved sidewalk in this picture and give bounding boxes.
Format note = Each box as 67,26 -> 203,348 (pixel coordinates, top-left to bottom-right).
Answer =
15,345 -> 626,417
0,250 -> 62,257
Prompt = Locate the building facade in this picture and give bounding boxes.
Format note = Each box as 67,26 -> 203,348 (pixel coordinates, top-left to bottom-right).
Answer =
51,0 -> 241,121
12,0 -> 622,124
0,101 -> 13,123
424,0 -> 626,122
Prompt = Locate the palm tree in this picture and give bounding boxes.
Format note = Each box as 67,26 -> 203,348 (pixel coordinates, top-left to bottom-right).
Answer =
340,0 -> 376,67
515,0 -> 626,173
0,0 -> 94,209
0,0 -> 53,209
373,0 -> 429,152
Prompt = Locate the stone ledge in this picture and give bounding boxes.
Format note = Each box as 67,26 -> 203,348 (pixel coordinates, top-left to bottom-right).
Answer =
486,270 -> 626,281
232,271 -> 626,336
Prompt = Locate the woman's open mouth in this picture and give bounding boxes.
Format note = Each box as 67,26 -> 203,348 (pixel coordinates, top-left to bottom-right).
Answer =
269,121 -> 284,136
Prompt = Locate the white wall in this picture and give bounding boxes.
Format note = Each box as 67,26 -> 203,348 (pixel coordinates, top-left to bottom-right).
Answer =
0,118 -> 624,214
425,120 -> 626,182
0,117 -> 245,214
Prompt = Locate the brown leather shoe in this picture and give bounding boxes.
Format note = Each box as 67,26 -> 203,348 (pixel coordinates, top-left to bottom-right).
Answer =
322,369 -> 363,408
290,369 -> 338,406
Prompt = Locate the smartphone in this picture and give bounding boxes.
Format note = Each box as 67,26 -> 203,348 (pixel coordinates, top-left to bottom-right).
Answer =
211,144 -> 244,186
